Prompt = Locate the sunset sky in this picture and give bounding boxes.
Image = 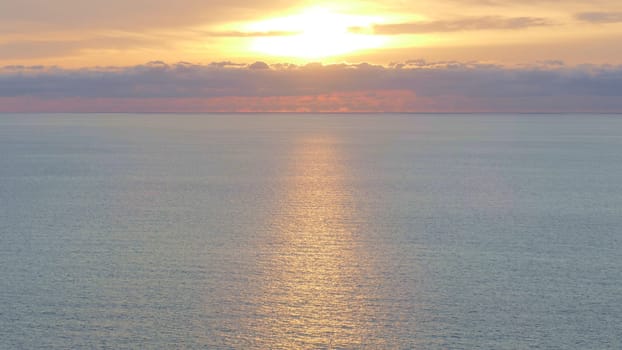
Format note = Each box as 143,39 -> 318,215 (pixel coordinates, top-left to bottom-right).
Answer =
2,0 -> 622,112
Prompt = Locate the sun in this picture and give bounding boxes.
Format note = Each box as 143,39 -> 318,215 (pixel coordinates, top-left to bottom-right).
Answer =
246,7 -> 386,59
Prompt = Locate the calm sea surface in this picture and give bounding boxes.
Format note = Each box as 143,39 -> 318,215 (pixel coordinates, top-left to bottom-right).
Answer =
1,114 -> 621,349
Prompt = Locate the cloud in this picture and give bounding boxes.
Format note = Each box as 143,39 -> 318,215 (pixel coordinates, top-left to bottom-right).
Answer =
354,16 -> 553,35
1,61 -> 621,112
248,61 -> 270,70
0,36 -> 162,60
575,12 -> 622,23
209,61 -> 247,68
201,30 -> 299,37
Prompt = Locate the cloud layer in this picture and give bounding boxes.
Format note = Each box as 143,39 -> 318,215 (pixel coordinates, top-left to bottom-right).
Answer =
353,16 -> 553,35
575,12 -> 622,23
1,61 -> 622,112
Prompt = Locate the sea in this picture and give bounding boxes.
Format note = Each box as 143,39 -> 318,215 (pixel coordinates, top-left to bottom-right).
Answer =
1,113 -> 621,349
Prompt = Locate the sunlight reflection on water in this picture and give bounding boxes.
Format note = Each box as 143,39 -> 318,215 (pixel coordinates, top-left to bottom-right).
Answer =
242,136 -> 385,348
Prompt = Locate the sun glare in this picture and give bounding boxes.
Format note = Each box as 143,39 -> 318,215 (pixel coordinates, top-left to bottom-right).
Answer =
247,7 -> 386,59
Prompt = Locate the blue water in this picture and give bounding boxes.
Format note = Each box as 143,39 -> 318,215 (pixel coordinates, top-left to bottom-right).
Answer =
1,114 -> 621,349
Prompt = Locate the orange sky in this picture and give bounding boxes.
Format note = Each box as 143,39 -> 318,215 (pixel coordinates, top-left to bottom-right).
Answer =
2,0 -> 622,67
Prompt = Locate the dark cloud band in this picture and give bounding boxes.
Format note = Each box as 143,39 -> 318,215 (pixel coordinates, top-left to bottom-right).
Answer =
1,61 -> 621,112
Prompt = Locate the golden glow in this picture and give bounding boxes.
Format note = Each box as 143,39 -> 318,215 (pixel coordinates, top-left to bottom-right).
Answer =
247,7 -> 388,59
238,135 -> 385,348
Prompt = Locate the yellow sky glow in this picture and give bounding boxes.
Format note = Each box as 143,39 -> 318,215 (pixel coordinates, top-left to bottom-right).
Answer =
245,8 -> 389,59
